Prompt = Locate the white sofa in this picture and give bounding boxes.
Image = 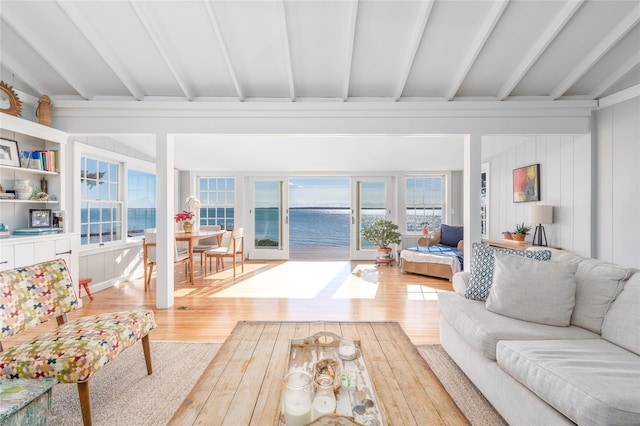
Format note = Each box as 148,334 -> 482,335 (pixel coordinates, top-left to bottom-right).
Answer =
438,246 -> 640,425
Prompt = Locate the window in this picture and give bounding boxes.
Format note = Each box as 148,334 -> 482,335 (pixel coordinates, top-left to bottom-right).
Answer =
405,175 -> 444,233
199,177 -> 234,230
127,169 -> 156,237
80,157 -> 122,245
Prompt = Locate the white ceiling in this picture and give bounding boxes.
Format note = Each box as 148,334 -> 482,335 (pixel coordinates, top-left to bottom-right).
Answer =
1,0 -> 639,171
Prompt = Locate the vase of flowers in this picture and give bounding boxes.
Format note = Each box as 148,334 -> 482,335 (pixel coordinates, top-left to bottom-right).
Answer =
175,210 -> 195,232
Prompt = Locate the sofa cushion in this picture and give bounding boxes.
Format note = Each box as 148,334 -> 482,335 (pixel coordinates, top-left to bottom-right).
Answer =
465,242 -> 552,301
440,224 -> 463,248
601,272 -> 640,355
486,252 -> 578,326
497,339 -> 640,426
438,292 -> 598,360
570,259 -> 632,333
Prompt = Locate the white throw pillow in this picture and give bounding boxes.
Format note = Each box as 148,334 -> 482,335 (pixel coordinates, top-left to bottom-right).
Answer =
486,252 -> 578,326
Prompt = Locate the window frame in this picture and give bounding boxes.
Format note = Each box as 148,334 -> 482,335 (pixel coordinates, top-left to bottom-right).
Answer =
75,143 -> 156,250
404,174 -> 447,234
197,176 -> 235,231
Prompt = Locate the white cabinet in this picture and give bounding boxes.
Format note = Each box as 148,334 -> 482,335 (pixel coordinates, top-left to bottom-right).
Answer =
0,244 -> 14,270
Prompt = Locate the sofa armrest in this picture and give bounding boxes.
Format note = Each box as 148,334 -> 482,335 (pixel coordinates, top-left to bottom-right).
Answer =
452,271 -> 470,296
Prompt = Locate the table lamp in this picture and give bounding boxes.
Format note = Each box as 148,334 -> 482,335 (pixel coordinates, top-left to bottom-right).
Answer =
529,205 -> 553,246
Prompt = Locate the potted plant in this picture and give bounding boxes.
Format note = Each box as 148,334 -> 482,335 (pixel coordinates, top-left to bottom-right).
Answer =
512,222 -> 532,241
174,210 -> 195,232
502,231 -> 513,240
361,219 -> 402,264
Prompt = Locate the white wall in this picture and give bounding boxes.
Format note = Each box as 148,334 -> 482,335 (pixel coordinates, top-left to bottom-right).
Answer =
594,97 -> 640,268
484,134 -> 592,258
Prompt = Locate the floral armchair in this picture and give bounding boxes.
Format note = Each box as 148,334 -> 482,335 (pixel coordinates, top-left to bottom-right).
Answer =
0,259 -> 156,426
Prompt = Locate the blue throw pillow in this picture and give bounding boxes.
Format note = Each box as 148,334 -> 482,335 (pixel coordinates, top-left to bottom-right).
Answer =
440,224 -> 464,248
464,242 -> 552,301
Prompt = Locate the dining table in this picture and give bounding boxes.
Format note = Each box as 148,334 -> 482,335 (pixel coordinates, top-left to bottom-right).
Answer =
175,229 -> 223,284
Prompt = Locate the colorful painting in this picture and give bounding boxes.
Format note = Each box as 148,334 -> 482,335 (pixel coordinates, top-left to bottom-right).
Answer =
513,164 -> 540,202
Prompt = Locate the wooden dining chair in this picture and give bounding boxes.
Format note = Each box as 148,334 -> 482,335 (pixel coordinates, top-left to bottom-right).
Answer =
143,228 -> 192,290
193,225 -> 222,265
204,228 -> 244,277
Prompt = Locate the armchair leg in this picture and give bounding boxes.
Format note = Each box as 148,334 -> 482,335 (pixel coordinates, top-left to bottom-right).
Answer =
78,381 -> 92,426
142,334 -> 153,375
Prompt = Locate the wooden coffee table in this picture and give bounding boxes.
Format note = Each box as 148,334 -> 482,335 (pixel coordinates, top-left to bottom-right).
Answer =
170,321 -> 468,425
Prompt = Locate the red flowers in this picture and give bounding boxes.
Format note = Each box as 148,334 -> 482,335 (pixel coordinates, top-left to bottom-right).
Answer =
174,210 -> 194,223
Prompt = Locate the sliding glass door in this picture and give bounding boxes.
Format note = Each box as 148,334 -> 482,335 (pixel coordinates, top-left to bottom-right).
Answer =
249,178 -> 289,259
351,178 -> 392,260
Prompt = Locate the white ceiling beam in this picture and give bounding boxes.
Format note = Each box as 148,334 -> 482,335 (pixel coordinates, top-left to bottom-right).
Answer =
342,0 -> 358,102
550,2 -> 640,100
57,1 -> 144,100
130,1 -> 194,100
445,0 -> 509,101
392,0 -> 435,101
278,1 -> 295,101
590,54 -> 640,99
0,8 -> 93,99
203,0 -> 245,101
497,0 -> 584,101
598,83 -> 640,109
0,52 -> 48,96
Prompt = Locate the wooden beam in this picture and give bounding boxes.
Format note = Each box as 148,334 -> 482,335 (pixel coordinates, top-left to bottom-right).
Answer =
278,0 -> 296,101
590,53 -> 640,100
130,1 -> 194,101
57,1 -> 145,100
392,0 -> 435,102
341,0 -> 358,102
203,0 -> 246,101
0,8 -> 93,99
550,2 -> 640,100
445,0 -> 509,101
497,0 -> 584,101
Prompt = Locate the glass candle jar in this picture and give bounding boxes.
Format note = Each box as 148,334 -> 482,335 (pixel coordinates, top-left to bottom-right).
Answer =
283,371 -> 312,426
312,374 -> 337,420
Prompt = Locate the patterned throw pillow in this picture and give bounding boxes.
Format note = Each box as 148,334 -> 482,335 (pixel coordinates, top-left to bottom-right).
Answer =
464,242 -> 552,301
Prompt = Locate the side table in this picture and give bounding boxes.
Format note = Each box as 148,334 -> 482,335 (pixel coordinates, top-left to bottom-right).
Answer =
485,239 -> 531,250
0,379 -> 56,426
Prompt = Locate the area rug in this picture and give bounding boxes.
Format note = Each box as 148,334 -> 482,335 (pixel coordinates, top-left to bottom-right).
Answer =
48,341 -> 221,426
48,341 -> 503,425
417,344 -> 507,426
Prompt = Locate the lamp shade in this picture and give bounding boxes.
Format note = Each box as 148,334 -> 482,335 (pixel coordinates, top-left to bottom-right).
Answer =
529,205 -> 553,224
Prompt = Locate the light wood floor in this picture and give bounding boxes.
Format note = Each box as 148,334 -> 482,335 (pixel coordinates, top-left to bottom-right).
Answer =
3,257 -> 454,348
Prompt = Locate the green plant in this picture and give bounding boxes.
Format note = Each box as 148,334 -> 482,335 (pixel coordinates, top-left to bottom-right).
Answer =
361,219 -> 402,249
514,223 -> 532,235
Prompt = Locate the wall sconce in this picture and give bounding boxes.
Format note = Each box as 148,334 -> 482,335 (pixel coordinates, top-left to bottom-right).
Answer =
529,205 -> 553,246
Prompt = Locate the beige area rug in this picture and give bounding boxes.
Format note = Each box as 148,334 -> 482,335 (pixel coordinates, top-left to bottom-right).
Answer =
48,341 -> 221,426
48,341 -> 503,426
417,344 -> 507,426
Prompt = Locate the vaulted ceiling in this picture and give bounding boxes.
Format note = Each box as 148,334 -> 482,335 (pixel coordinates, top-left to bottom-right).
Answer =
1,1 -> 638,172
2,0 -> 638,104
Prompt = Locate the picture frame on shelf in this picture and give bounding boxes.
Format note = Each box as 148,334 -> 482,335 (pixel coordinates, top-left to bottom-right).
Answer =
0,138 -> 20,168
513,163 -> 540,203
29,208 -> 52,228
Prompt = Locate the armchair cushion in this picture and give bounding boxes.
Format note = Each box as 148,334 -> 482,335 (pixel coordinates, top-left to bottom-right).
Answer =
0,310 -> 155,383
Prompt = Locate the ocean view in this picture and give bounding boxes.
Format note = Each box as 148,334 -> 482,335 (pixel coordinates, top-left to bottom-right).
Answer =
82,207 -> 441,246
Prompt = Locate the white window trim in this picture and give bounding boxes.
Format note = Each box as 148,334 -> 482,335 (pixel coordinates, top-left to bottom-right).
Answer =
74,142 -> 156,252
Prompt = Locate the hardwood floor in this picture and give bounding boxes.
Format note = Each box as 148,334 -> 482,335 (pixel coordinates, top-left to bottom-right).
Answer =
3,258 -> 454,348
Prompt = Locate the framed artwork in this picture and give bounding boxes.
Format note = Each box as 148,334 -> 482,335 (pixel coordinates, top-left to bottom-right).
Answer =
513,164 -> 540,203
29,209 -> 53,228
0,138 -> 20,167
